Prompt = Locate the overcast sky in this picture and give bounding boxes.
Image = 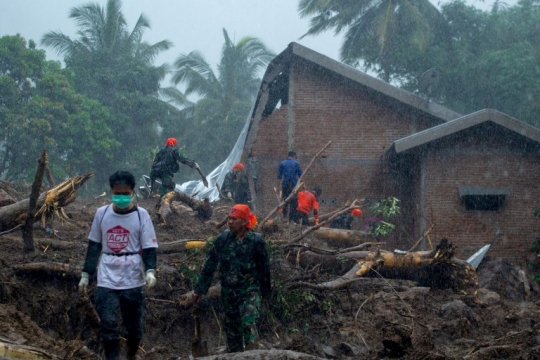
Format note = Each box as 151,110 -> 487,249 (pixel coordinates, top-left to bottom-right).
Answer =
2,0 -> 504,79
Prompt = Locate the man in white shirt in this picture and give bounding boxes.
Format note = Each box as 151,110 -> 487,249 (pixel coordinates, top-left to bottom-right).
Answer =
78,170 -> 158,360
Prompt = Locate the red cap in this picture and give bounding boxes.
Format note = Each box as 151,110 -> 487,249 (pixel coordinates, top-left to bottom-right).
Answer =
165,138 -> 177,147
232,163 -> 245,171
229,204 -> 257,229
351,209 -> 363,218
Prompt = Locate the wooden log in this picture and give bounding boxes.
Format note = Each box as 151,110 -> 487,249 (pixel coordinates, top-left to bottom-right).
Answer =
157,191 -> 213,224
0,173 -> 93,232
292,239 -> 478,293
313,227 -> 374,243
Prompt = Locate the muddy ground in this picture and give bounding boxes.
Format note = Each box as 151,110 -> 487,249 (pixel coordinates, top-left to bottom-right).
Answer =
0,184 -> 539,359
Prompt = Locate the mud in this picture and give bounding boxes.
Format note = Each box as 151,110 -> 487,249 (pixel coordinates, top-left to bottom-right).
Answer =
0,188 -> 539,359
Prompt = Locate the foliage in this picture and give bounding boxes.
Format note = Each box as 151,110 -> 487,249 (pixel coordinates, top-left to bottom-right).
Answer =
0,35 -> 116,185
41,0 -> 176,190
398,0 -> 540,127
164,29 -> 275,179
299,0 -> 540,128
298,0 -> 445,81
369,197 -> 401,237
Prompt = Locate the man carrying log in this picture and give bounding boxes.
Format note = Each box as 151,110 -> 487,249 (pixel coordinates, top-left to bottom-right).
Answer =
277,151 -> 302,221
221,163 -> 251,206
149,137 -> 201,201
330,208 -> 363,230
295,187 -> 322,226
78,171 -> 158,360
193,204 -> 271,353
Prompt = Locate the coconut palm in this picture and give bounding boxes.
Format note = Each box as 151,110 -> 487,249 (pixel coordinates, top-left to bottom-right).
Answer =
41,0 -> 172,99
298,0 -> 445,82
168,29 -> 274,119
41,0 -> 174,182
164,28 -> 274,175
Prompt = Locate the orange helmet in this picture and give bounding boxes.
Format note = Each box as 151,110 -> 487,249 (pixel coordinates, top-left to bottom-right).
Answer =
232,163 -> 244,171
351,209 -> 363,218
165,137 -> 177,147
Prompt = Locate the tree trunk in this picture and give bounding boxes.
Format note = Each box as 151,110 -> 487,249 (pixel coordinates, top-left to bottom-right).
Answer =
157,190 -> 213,224
292,239 -> 478,293
313,227 -> 374,243
0,173 -> 93,232
22,150 -> 48,253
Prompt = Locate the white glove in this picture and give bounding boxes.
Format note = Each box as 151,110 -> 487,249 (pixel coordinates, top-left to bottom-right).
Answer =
194,162 -> 200,170
78,272 -> 89,295
227,192 -> 232,199
145,269 -> 157,289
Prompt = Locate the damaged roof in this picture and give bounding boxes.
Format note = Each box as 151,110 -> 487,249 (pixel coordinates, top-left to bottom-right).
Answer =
393,109 -> 540,154
256,42 -> 462,122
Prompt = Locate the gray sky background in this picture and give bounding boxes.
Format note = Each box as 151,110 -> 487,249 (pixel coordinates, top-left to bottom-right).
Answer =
2,0 -> 505,82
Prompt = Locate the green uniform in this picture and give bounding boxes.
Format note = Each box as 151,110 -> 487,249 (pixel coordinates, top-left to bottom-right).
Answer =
194,230 -> 271,353
222,171 -> 251,205
153,146 -> 195,198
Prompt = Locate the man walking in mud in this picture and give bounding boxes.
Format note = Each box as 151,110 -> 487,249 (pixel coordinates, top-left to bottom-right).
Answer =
192,204 -> 271,353
78,170 -> 158,360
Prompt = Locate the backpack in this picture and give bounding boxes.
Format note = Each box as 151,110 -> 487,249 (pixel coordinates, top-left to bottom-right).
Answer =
150,146 -> 179,179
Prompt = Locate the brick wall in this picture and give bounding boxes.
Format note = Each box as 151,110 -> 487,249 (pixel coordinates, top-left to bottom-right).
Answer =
420,131 -> 540,264
250,59 -> 439,218
248,56 -> 540,265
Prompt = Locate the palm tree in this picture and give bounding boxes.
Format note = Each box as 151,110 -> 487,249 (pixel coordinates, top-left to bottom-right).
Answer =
164,29 -> 274,174
41,0 -> 174,182
298,0 -> 445,82
41,0 -> 172,99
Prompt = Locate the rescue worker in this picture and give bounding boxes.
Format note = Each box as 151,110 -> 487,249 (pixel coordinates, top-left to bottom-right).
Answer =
78,170 -> 158,360
330,208 -> 363,229
277,151 -> 302,221
295,187 -> 322,226
192,204 -> 271,353
150,137 -> 200,200
222,163 -> 251,206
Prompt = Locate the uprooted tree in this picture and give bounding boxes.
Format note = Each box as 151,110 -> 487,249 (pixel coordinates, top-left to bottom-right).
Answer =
0,172 -> 94,233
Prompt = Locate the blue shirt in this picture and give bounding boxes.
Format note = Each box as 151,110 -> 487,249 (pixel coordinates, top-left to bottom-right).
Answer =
277,158 -> 302,187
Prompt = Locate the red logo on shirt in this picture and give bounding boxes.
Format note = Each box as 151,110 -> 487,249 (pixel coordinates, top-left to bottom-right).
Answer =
107,225 -> 130,253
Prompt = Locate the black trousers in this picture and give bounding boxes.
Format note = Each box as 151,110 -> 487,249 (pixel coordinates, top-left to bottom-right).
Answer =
281,181 -> 298,221
94,286 -> 145,343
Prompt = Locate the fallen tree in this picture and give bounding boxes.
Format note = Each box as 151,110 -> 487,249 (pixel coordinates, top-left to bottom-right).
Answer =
290,239 -> 478,293
157,190 -> 213,224
0,173 -> 93,233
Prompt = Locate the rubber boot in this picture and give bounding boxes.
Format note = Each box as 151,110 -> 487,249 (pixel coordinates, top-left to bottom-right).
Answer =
126,337 -> 141,360
102,339 -> 120,360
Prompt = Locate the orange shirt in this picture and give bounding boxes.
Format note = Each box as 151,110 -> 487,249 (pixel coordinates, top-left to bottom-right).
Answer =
296,190 -> 319,218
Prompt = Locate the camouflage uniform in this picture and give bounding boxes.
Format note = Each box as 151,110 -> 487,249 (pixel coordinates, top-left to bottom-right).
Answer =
194,230 -> 271,353
156,147 -> 196,199
222,170 -> 252,205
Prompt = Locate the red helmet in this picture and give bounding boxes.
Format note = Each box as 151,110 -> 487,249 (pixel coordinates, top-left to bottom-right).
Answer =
165,137 -> 177,147
232,163 -> 244,171
351,209 -> 363,218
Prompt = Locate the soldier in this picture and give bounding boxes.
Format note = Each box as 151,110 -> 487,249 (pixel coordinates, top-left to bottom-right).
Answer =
222,163 -> 251,206
149,137 -> 200,200
192,204 -> 271,353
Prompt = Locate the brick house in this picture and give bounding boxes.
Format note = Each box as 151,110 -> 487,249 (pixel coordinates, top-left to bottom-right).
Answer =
242,42 -> 540,264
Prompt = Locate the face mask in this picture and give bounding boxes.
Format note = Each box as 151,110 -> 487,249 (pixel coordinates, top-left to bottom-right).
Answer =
112,194 -> 132,209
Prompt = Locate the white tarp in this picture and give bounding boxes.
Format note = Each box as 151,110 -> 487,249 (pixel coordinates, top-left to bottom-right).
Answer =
175,110 -> 252,202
